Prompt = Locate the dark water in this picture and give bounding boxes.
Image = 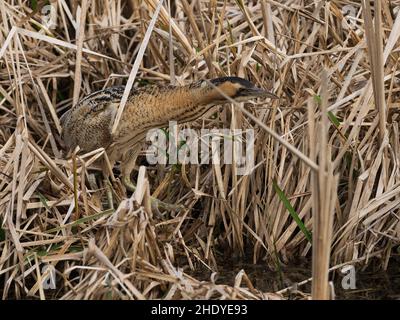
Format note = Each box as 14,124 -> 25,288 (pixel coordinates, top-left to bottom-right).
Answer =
188,253 -> 400,300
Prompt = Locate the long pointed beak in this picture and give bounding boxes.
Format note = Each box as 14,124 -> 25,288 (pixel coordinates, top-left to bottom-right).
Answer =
249,87 -> 279,99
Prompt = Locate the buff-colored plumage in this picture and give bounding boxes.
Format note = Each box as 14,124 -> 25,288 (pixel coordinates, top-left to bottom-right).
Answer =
61,77 -> 276,189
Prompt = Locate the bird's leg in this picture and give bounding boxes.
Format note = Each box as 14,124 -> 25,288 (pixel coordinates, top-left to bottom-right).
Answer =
121,146 -> 142,192
102,155 -> 117,210
121,146 -> 183,212
104,178 -> 114,210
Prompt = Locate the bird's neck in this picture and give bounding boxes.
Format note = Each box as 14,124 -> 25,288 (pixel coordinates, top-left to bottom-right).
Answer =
158,84 -> 233,124
111,83 -> 235,154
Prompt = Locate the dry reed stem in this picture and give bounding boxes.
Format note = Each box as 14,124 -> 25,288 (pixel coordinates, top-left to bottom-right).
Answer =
111,0 -> 164,135
310,70 -> 337,300
72,0 -> 88,107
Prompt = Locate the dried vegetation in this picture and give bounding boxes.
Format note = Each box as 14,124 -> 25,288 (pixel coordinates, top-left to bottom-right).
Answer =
1,0 -> 400,299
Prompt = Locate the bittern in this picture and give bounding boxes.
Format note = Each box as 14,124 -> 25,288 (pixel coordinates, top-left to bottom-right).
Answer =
61,77 -> 277,207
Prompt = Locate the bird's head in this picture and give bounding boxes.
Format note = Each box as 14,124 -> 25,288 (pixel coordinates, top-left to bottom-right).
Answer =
198,77 -> 278,105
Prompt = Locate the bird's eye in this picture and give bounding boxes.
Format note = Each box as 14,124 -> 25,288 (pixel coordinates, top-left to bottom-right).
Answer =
236,88 -> 246,96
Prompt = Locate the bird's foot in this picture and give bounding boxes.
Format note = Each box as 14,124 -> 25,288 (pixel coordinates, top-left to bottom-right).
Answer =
123,175 -> 137,192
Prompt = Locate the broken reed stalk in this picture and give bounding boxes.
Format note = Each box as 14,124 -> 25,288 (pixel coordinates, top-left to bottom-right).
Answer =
311,70 -> 337,300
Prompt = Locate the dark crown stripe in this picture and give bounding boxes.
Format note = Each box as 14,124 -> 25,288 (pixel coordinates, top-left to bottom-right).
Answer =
210,77 -> 255,88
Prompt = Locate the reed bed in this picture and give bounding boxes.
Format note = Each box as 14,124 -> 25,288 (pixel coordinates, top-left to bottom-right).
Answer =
1,0 -> 400,299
